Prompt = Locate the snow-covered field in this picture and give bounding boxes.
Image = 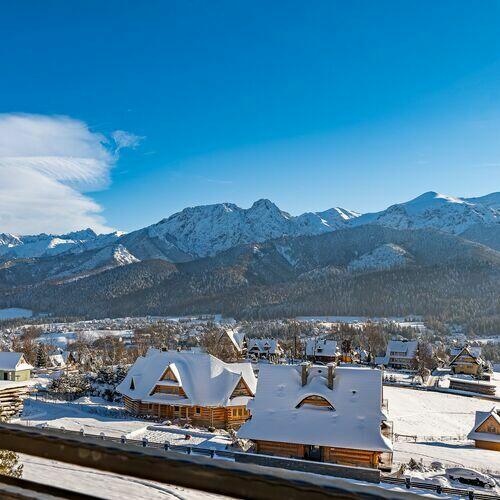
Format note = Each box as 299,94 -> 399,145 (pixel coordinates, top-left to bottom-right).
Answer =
37,329 -> 134,348
385,386 -> 500,473
17,398 -> 148,437
0,307 -> 33,319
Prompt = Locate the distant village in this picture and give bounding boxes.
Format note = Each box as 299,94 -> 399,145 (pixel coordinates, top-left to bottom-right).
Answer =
0,314 -> 498,487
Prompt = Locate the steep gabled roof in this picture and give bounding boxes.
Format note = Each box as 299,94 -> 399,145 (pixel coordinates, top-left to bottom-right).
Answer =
449,346 -> 482,366
0,352 -> 33,371
467,407 -> 500,443
450,345 -> 481,358
223,329 -> 246,353
247,338 -> 282,355
238,364 -> 392,452
117,349 -> 257,407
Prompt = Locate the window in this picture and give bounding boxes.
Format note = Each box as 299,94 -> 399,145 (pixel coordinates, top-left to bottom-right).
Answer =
174,406 -> 180,413
296,395 -> 334,410
487,425 -> 496,434
195,406 -> 201,415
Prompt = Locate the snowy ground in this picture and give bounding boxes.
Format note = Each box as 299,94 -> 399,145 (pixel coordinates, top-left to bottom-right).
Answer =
385,386 -> 500,473
130,425 -> 231,449
17,397 -> 232,448
0,307 -> 33,319
17,397 -> 150,437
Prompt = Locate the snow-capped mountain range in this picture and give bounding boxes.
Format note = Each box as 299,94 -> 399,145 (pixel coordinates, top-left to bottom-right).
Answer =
0,191 -> 498,271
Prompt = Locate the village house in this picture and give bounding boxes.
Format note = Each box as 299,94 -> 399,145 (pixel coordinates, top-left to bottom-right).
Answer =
305,339 -> 338,363
376,339 -> 418,370
467,406 -> 500,451
117,349 -> 257,429
0,352 -> 33,382
238,363 -> 393,470
48,350 -> 77,370
218,328 -> 247,360
246,338 -> 284,363
449,346 -> 488,377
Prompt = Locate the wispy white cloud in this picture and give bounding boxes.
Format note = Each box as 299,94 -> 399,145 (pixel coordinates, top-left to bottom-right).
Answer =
0,113 -> 141,234
111,130 -> 143,152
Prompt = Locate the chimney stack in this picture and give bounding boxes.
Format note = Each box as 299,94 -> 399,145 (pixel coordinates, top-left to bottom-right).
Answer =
327,362 -> 336,390
301,362 -> 310,386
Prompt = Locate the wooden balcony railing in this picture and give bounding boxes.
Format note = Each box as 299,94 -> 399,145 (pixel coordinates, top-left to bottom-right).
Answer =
0,422 -> 426,500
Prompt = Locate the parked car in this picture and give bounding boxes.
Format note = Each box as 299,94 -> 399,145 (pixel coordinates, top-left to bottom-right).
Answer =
446,468 -> 496,489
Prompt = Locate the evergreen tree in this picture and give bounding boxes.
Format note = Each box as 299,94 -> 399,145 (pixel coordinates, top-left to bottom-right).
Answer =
35,343 -> 49,368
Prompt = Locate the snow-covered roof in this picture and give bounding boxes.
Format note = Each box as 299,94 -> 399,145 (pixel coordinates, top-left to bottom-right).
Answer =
305,339 -> 337,357
247,338 -> 282,355
223,329 -> 246,353
117,349 -> 257,408
449,346 -> 483,366
238,364 -> 392,452
467,407 -> 500,443
48,354 -> 66,368
0,352 -> 33,371
377,340 -> 418,365
450,345 -> 481,358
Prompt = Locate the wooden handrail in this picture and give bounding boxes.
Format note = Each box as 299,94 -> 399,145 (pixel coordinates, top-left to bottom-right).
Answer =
0,422 -> 421,500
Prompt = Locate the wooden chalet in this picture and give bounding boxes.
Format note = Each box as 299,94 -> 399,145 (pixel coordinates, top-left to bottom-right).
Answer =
449,346 -> 487,377
117,349 -> 257,430
305,339 -> 338,363
218,329 -> 247,360
468,407 -> 500,452
247,339 -> 283,362
238,363 -> 393,470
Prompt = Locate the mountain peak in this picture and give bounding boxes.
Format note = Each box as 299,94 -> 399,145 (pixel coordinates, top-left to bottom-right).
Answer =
250,199 -> 280,211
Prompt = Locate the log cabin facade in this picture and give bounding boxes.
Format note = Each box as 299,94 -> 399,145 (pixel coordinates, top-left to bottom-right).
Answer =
238,363 -> 393,470
468,407 -> 500,452
117,349 -> 256,430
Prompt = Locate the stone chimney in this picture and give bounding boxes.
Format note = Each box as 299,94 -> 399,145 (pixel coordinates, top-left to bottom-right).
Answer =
301,362 -> 310,386
327,362 -> 336,390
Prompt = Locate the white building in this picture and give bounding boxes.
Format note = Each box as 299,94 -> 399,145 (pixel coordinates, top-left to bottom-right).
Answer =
376,340 -> 418,370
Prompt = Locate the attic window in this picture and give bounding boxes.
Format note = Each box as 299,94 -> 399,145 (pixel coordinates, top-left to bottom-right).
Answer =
130,379 -> 135,390
296,395 -> 334,410
160,366 -> 179,382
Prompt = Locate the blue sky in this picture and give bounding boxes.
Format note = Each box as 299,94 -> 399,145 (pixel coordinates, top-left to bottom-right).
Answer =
1,1 -> 500,233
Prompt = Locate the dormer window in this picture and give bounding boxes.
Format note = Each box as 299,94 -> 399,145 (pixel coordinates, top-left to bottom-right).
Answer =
296,395 -> 334,410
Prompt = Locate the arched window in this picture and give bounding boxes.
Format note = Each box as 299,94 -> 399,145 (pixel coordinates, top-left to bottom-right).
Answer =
296,395 -> 334,410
